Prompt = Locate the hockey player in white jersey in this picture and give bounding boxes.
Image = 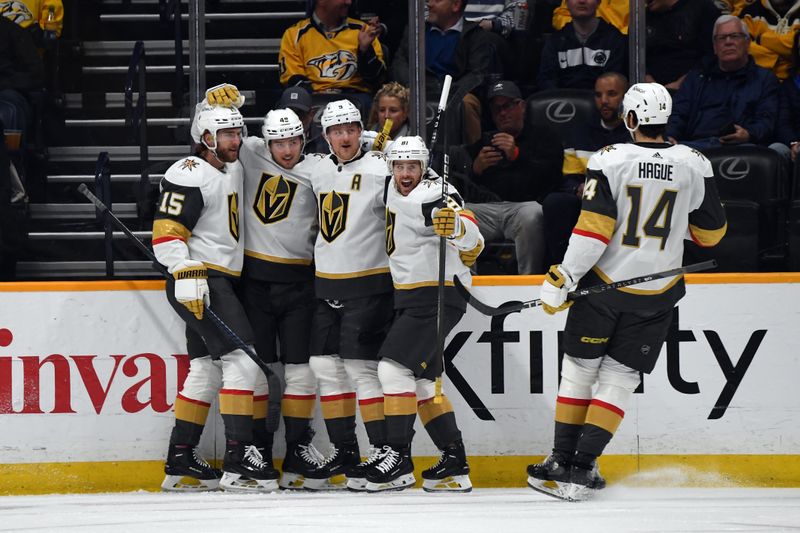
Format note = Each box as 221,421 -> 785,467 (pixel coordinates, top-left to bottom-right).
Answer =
364,136 -> 484,493
155,100 -> 279,493
236,104 -> 334,490
527,83 -> 727,501
308,99 -> 393,490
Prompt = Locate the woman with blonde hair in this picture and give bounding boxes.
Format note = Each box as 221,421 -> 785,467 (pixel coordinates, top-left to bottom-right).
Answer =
362,82 -> 410,151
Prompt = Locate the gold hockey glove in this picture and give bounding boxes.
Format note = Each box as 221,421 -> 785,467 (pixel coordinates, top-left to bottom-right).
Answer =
173,260 -> 210,320
206,83 -> 244,108
541,264 -> 574,315
433,207 -> 465,239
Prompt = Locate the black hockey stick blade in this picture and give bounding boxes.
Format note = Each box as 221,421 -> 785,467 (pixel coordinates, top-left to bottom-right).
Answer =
453,259 -> 718,317
77,183 -> 284,432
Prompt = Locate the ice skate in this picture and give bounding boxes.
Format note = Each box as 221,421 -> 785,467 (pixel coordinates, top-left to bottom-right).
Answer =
526,451 -> 573,501
161,444 -> 221,492
345,445 -> 388,492
421,440 -> 472,493
220,441 -> 280,492
280,430 -> 333,490
364,445 -> 415,493
564,461 -> 606,501
316,440 -> 360,490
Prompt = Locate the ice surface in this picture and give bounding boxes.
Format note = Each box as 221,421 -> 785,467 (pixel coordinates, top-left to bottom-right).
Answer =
1,487 -> 799,533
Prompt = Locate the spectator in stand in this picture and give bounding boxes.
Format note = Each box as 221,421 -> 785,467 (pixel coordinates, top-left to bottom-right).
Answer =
0,0 -> 63,43
452,80 -> 563,274
644,0 -> 721,91
275,86 -> 323,152
770,31 -> 800,162
552,0 -> 630,34
666,15 -> 780,151
361,81 -> 410,151
392,0 -> 502,146
542,71 -> 630,264
538,0 -> 627,91
741,0 -> 800,81
466,0 -> 529,38
278,0 -> 386,111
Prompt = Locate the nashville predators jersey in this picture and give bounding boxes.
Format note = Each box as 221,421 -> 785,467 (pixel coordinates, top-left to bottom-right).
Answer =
311,151 -> 392,299
0,0 -> 63,35
741,1 -> 800,80
278,16 -> 385,94
385,171 -> 484,310
239,136 -> 323,282
562,142 -> 727,309
153,155 -> 244,277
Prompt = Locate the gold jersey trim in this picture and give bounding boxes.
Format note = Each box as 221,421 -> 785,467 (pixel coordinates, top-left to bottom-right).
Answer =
204,262 -> 242,277
574,210 -> 616,241
689,222 -> 727,248
315,266 -> 390,279
394,280 -> 455,290
244,249 -> 312,265
152,219 -> 191,242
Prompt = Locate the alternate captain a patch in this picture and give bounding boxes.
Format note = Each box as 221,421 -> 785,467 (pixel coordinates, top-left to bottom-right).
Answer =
253,173 -> 298,224
180,158 -> 199,171
319,191 -> 349,243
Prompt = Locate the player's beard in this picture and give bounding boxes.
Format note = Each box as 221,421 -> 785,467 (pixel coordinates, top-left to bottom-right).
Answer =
215,145 -> 240,163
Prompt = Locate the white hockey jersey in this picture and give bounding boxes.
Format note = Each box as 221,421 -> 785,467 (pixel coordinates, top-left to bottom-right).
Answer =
239,136 -> 322,282
153,155 -> 244,277
311,150 -> 392,299
562,142 -> 727,309
385,172 -> 483,310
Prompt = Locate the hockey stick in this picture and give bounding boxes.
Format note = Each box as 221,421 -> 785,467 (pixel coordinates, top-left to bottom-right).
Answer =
77,183 -> 283,433
453,259 -> 718,316
432,74 -> 453,404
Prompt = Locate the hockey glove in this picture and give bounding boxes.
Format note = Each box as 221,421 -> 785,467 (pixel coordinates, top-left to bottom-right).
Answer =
432,207 -> 465,239
206,83 -> 244,108
173,260 -> 210,320
459,240 -> 485,267
540,264 -> 575,315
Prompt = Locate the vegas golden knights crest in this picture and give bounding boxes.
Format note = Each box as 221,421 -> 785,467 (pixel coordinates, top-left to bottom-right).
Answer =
319,191 -> 349,243
228,192 -> 240,241
385,209 -> 396,256
253,173 -> 298,224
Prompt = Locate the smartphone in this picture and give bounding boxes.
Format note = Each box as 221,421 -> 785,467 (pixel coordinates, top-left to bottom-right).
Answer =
718,121 -> 736,137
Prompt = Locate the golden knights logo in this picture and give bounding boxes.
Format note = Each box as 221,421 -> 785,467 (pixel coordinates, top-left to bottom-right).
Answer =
253,173 -> 297,224
308,50 -> 358,80
228,192 -> 240,241
180,158 -> 199,171
385,209 -> 396,256
319,191 -> 349,243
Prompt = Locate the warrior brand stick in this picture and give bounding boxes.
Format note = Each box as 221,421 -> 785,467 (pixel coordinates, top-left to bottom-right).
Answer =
78,183 -> 283,432
454,260 -> 718,316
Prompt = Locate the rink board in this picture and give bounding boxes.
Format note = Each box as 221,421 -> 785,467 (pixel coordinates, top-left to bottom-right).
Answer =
0,274 -> 798,494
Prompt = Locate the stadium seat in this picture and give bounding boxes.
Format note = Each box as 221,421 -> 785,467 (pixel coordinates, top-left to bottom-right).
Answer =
788,159 -> 800,270
524,89 -> 595,144
687,146 -> 788,272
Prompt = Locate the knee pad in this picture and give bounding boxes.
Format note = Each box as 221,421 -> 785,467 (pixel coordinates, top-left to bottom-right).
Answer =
179,356 -> 222,404
309,355 -> 350,396
415,378 -> 436,403
558,355 -> 601,399
285,363 -> 316,396
343,358 -> 382,399
219,347 -> 261,391
595,358 -> 640,411
377,359 -> 415,395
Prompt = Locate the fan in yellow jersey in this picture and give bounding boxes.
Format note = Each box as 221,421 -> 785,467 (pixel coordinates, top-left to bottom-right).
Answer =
278,0 -> 385,95
528,83 -> 727,501
308,99 -> 393,491
363,136 -> 484,493
154,101 -> 279,493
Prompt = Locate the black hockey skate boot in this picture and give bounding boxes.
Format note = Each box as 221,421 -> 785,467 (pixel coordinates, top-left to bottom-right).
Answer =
317,440 -> 361,489
364,445 -> 415,492
280,429 -> 333,490
161,444 -> 221,492
561,454 -> 606,501
220,441 -> 280,492
526,450 -> 573,500
421,439 -> 472,492
345,445 -> 389,492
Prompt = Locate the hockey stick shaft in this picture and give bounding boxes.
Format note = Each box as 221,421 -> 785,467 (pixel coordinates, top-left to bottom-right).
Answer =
433,75 -> 453,404
77,183 -> 283,431
454,259 -> 718,316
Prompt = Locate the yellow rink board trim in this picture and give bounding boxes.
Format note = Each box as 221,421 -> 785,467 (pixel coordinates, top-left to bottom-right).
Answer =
1,455 -> 798,495
0,274 -> 798,293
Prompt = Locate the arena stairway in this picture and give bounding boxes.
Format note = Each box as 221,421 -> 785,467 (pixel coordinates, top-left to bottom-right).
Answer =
17,0 -> 306,279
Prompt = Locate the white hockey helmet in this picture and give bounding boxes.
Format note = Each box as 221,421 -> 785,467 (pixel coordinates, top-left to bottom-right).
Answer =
387,136 -> 429,173
320,99 -> 363,136
191,103 -> 245,145
622,83 -> 672,134
262,108 -> 305,141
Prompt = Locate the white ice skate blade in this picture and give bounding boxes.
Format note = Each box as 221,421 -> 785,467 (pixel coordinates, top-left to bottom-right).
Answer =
220,472 -> 279,493
345,477 -> 368,492
564,482 -> 597,501
422,475 -> 472,493
365,474 -> 415,493
160,474 -> 220,492
527,476 -> 580,502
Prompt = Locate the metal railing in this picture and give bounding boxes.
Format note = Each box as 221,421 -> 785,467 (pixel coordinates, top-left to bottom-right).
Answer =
123,40 -> 151,228
93,152 -> 115,276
